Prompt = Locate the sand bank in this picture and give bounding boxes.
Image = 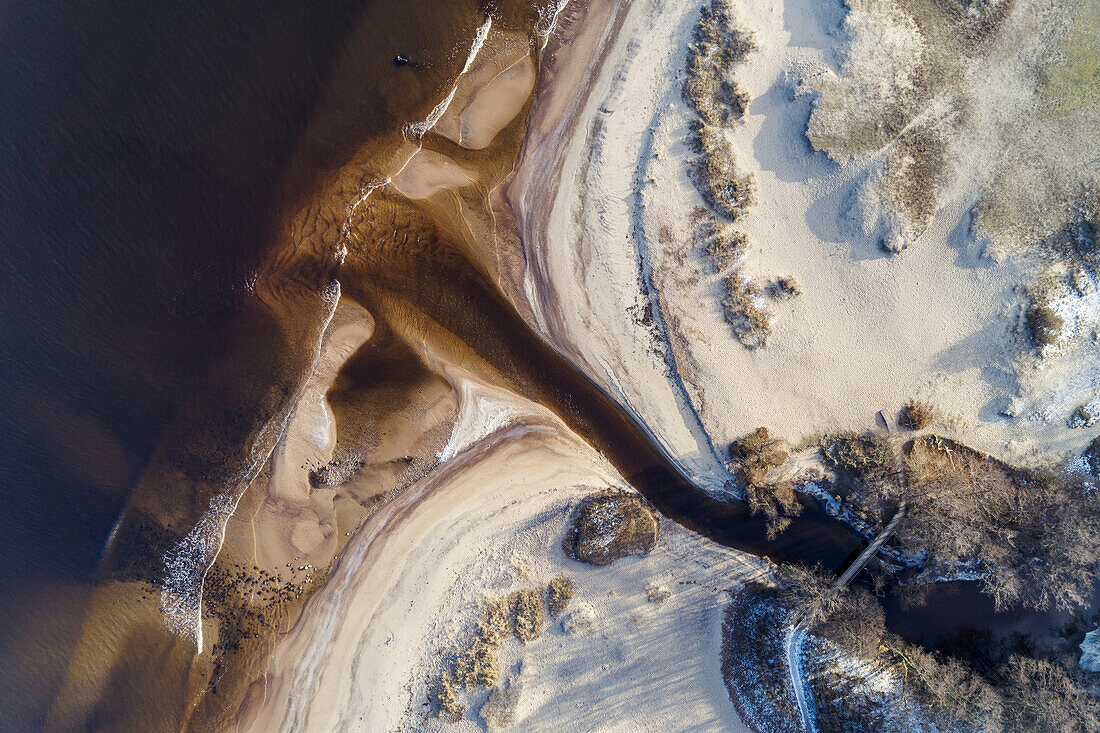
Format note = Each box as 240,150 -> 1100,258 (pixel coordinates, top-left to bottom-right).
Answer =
234,362 -> 762,731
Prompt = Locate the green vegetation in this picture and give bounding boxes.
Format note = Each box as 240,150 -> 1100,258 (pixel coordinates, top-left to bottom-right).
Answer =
1041,0 -> 1100,115
566,492 -> 658,566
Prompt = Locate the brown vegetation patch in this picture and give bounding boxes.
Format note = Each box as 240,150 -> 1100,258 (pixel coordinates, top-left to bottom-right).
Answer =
729,427 -> 802,538
566,492 -> 658,566
696,219 -> 747,272
721,271 -> 771,348
690,123 -> 756,222
480,676 -> 523,728
547,574 -> 574,617
1025,301 -> 1064,351
683,0 -> 756,126
767,275 -> 802,300
452,597 -> 511,688
898,400 -> 934,430
827,432 -> 1100,611
510,588 -> 545,644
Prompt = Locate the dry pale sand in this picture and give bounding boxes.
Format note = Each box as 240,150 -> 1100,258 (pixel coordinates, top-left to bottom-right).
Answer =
234,360 -> 764,732
504,0 -> 1093,475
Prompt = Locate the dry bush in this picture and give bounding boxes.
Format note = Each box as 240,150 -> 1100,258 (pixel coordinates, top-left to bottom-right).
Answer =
434,674 -> 465,722
898,400 -> 934,430
691,124 -> 756,221
547,574 -> 574,617
453,597 -> 511,688
510,588 -> 545,644
730,427 -> 802,538
1025,301 -> 1064,351
767,275 -> 801,300
696,219 -> 747,271
820,432 -> 896,504
566,492 -> 658,566
683,0 -> 756,126
721,271 -> 771,348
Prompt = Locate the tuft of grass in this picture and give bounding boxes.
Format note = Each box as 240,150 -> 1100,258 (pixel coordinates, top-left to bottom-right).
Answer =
768,275 -> 802,300
510,588 -> 545,644
691,123 -> 756,221
434,674 -> 465,722
453,597 -> 511,688
898,401 -> 934,431
646,582 -> 672,605
547,574 -> 574,617
696,219 -> 747,271
480,677 -> 523,728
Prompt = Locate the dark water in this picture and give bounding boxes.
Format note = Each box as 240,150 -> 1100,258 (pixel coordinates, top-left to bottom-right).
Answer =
0,0 -> 492,726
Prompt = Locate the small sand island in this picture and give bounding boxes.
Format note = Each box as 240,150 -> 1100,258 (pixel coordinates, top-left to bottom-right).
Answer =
18,0 -> 1100,730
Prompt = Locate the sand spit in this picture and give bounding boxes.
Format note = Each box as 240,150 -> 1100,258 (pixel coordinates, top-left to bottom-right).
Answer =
234,364 -> 764,732
504,0 -> 1095,470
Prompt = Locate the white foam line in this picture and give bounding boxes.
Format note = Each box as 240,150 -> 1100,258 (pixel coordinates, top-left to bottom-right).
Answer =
158,174 -> 386,648
405,16 -> 492,140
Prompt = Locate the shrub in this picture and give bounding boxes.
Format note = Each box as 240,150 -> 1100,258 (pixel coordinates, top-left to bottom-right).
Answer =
434,674 -> 464,721
510,588 -> 545,644
721,271 -> 771,347
566,493 -> 658,566
768,275 -> 802,300
691,125 -> 756,221
1025,302 -> 1063,350
898,401 -> 934,430
697,220 -> 747,271
547,574 -> 574,617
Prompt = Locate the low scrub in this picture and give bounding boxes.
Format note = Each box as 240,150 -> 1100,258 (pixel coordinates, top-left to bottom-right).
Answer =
721,271 -> 771,348
897,400 -> 934,430
547,574 -> 574,617
566,492 -> 658,566
729,428 -> 801,538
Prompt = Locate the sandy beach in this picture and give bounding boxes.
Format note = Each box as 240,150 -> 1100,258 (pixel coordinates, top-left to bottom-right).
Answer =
235,361 -> 764,731
504,0 -> 1095,474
